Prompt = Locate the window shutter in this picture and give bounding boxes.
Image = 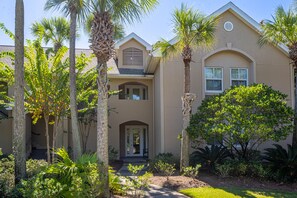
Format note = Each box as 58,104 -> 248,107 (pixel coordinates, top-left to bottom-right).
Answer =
123,48 -> 143,66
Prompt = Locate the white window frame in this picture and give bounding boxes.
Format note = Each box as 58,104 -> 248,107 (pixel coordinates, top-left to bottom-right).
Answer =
230,68 -> 249,87
205,67 -> 223,93
125,85 -> 147,100
125,125 -> 148,157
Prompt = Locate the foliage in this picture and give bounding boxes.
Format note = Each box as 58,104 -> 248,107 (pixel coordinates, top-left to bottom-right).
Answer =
126,164 -> 153,197
19,148 -> 103,197
0,155 -> 48,197
108,146 -> 118,162
154,161 -> 176,181
215,159 -> 269,179
190,145 -> 230,171
149,152 -> 178,172
188,84 -> 294,160
181,164 -> 201,179
263,144 -> 297,182
180,187 -> 297,198
109,168 -> 126,196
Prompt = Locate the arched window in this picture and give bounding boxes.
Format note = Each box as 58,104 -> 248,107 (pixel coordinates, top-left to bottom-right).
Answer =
123,47 -> 143,66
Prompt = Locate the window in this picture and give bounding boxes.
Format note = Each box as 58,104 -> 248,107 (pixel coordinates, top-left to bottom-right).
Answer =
205,67 -> 223,92
123,47 -> 143,66
119,83 -> 148,100
231,68 -> 248,86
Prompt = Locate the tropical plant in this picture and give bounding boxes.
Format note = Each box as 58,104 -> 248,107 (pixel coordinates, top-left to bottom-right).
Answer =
31,17 -> 71,53
263,144 -> 297,182
154,161 -> 176,181
87,0 -> 158,196
190,145 -> 230,171
45,0 -> 90,161
259,6 -> 297,146
14,0 -> 26,184
181,164 -> 201,179
188,84 -> 294,160
155,4 -> 217,169
149,152 -> 178,172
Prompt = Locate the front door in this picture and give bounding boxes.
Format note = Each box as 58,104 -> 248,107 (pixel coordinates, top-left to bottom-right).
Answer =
125,126 -> 146,157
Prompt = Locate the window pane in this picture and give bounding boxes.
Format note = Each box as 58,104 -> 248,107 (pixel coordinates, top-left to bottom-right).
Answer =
205,68 -> 213,78
206,80 -> 222,91
132,88 -> 141,100
239,69 -> 247,79
231,69 -> 238,79
232,80 -> 247,86
214,68 -> 222,78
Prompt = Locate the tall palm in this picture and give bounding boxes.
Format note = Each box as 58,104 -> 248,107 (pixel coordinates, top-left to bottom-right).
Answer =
14,0 -> 26,183
45,0 -> 89,160
87,0 -> 158,196
155,4 -> 217,169
259,6 -> 297,146
31,17 -> 70,53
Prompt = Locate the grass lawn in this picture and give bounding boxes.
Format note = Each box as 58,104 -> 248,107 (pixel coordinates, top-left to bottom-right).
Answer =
179,187 -> 297,198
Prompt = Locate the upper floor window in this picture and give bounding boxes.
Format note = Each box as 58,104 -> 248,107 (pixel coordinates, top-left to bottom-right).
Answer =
231,68 -> 248,86
119,83 -> 148,100
205,67 -> 223,92
123,47 -> 143,66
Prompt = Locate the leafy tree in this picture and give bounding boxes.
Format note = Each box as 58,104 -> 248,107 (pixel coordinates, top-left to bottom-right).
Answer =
14,0 -> 26,183
155,4 -> 217,169
45,0 -> 90,161
259,6 -> 297,146
31,17 -> 71,53
188,84 -> 294,160
87,0 -> 158,196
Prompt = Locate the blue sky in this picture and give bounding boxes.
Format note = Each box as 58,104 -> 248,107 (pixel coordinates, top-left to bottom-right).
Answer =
0,0 -> 294,49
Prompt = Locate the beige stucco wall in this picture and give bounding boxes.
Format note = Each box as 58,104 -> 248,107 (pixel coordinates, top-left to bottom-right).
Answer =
160,10 -> 293,156
84,78 -> 154,158
117,39 -> 150,69
0,118 -> 12,154
154,64 -> 162,155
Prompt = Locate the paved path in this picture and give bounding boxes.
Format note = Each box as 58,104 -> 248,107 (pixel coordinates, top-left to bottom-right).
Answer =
145,185 -> 188,198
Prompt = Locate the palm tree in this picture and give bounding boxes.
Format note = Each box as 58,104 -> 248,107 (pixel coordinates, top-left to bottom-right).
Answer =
31,17 -> 70,53
45,0 -> 89,160
87,0 -> 158,196
259,6 -> 297,146
155,4 -> 217,169
14,0 -> 26,183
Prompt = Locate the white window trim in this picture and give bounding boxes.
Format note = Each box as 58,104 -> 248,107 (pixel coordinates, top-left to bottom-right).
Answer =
125,125 -> 148,157
230,68 -> 249,87
205,67 -> 224,93
125,85 -> 147,100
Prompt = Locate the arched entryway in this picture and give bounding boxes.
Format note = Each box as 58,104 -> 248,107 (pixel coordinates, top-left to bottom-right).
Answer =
119,121 -> 148,158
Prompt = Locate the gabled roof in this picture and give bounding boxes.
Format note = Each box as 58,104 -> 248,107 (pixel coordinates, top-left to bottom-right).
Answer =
154,2 -> 289,57
115,32 -> 152,51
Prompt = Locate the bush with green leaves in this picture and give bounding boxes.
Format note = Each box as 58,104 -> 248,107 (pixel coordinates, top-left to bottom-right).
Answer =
149,152 -> 178,172
263,144 -> 297,182
215,159 -> 269,179
108,146 -> 118,162
127,164 -> 153,197
190,145 -> 230,171
154,161 -> 175,181
188,84 -> 294,160
181,164 -> 201,179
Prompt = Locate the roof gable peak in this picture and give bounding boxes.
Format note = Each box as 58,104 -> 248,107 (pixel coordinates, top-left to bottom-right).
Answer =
115,32 -> 152,51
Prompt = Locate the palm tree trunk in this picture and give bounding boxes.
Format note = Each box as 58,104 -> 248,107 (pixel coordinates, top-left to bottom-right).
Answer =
13,0 -> 26,184
180,46 -> 196,169
44,114 -> 51,163
69,10 -> 82,160
293,67 -> 297,146
97,61 -> 109,198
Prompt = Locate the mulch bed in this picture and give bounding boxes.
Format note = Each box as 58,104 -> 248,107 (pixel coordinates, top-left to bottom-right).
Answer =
149,172 -> 297,192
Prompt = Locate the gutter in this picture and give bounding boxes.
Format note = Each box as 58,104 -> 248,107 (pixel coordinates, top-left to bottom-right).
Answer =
108,74 -> 154,79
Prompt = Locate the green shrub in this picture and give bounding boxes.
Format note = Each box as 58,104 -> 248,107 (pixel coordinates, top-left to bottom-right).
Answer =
26,159 -> 48,178
154,161 -> 175,180
109,168 -> 126,196
19,148 -> 103,197
0,155 -> 15,197
249,163 -> 269,179
127,164 -> 152,197
182,164 -> 201,179
190,145 -> 230,171
215,162 -> 233,178
149,153 -> 178,172
263,144 -> 297,182
108,146 -> 118,162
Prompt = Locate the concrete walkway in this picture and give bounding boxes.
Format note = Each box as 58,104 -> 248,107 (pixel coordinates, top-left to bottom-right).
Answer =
145,185 -> 189,198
